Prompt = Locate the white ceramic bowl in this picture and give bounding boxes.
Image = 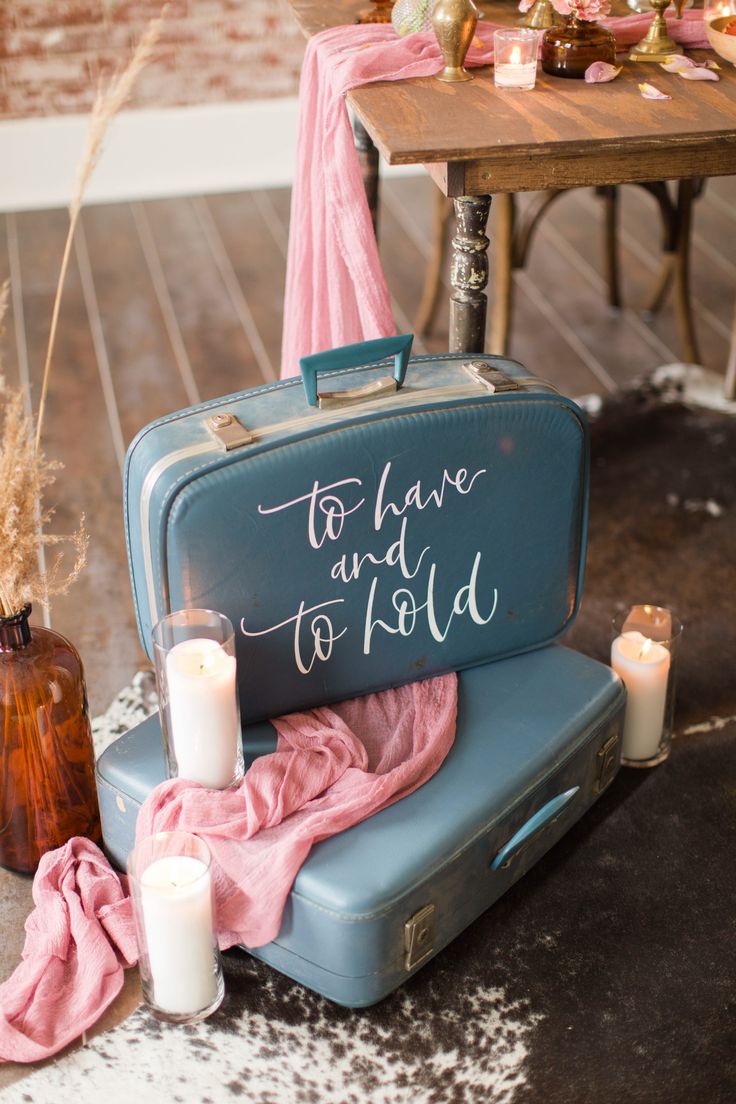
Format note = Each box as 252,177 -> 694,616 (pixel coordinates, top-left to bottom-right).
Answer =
706,15 -> 736,65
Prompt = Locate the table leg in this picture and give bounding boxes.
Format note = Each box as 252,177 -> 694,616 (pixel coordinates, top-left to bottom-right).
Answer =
353,117 -> 380,237
450,195 -> 492,354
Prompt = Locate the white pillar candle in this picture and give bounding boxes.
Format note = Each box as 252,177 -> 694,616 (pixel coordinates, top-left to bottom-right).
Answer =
166,637 -> 239,788
494,51 -> 538,90
140,855 -> 218,1016
611,630 -> 671,761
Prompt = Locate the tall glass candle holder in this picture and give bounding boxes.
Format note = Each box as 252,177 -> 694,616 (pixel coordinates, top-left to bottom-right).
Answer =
153,609 -> 244,789
494,28 -> 540,90
128,831 -> 224,1023
610,604 -> 683,768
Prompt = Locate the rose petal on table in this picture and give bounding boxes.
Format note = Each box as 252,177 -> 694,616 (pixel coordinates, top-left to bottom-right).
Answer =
660,55 -> 695,71
678,66 -> 720,80
706,60 -> 721,69
584,61 -> 622,82
639,82 -> 672,100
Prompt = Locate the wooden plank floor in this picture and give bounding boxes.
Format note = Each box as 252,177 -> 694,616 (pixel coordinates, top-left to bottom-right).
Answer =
1,174 -> 734,714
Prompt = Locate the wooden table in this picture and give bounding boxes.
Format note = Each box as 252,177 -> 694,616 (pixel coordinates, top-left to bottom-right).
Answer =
288,0 -> 736,357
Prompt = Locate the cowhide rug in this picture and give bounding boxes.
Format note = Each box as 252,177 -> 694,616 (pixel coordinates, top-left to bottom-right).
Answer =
5,392 -> 736,1104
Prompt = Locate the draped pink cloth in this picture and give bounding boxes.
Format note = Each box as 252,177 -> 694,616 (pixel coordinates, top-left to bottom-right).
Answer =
280,12 -> 709,379
0,674 -> 457,1063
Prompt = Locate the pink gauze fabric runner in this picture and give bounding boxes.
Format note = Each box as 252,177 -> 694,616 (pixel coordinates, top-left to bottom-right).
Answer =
280,12 -> 709,379
0,674 -> 457,1063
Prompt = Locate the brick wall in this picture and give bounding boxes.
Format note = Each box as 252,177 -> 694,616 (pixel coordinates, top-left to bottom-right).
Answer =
1,1 -> 306,119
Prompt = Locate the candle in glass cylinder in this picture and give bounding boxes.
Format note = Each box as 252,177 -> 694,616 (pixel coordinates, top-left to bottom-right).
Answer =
494,28 -> 539,90
611,630 -> 670,761
166,637 -> 240,788
140,854 -> 219,1017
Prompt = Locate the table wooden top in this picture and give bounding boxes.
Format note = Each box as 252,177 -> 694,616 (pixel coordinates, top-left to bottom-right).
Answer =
287,0 -> 736,194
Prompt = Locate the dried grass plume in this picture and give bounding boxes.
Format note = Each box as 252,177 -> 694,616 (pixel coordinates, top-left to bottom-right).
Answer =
34,8 -> 167,452
0,11 -> 166,618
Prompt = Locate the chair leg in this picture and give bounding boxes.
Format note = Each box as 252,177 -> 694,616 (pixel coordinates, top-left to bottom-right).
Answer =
638,178 -> 702,364
415,189 -> 453,337
672,178 -> 701,365
596,185 -> 622,311
725,297 -> 736,401
489,193 -> 515,356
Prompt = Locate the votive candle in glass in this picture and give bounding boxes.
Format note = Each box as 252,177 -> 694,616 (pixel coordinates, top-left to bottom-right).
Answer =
610,604 -> 683,768
153,608 -> 244,789
494,28 -> 539,90
128,831 -> 224,1023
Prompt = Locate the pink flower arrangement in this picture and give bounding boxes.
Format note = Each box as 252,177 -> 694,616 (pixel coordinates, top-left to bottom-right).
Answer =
519,0 -> 611,20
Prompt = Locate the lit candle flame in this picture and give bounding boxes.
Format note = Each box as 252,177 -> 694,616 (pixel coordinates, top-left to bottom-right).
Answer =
510,46 -> 521,65
638,637 -> 653,661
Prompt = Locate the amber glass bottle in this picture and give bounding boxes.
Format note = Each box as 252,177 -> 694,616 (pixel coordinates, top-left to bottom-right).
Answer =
541,14 -> 616,78
0,605 -> 101,873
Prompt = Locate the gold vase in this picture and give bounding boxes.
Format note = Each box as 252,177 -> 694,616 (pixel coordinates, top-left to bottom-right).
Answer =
432,0 -> 480,83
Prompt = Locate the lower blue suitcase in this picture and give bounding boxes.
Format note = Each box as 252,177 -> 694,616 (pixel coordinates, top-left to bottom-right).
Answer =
96,644 -> 624,1007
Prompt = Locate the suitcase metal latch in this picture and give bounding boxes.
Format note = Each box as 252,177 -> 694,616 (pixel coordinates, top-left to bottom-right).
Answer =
595,731 -> 620,794
404,904 -> 436,971
205,412 -> 255,451
463,361 -> 521,393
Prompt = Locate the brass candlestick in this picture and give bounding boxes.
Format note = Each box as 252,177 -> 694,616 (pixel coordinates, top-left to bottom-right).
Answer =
432,0 -> 480,82
629,0 -> 686,61
520,0 -> 556,30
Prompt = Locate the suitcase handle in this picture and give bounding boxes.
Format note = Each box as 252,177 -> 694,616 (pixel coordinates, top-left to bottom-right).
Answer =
490,786 -> 580,872
299,334 -> 414,409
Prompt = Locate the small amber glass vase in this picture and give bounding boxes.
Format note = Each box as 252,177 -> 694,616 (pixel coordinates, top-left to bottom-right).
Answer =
0,605 -> 101,874
541,14 -> 616,78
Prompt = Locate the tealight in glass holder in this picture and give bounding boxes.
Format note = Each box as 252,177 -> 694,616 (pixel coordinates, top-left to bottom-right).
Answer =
153,609 -> 244,790
610,604 -> 683,768
704,0 -> 735,21
494,28 -> 540,90
704,0 -> 736,64
128,831 -> 224,1024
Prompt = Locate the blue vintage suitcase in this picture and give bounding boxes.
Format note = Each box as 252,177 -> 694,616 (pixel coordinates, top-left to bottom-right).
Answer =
124,336 -> 589,723
102,335 -> 624,1005
97,645 -> 623,1006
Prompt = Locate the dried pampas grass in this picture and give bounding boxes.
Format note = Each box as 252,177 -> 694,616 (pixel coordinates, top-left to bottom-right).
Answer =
35,9 -> 167,452
0,10 -> 166,618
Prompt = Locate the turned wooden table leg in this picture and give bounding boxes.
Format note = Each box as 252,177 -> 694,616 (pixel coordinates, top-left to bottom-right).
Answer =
450,194 -> 492,354
353,116 -> 380,236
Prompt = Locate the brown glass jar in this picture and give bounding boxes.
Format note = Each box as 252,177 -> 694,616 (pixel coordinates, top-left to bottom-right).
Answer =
0,605 -> 101,873
541,14 -> 616,78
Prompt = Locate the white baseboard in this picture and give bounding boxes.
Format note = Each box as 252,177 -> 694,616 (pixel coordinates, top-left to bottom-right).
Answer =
1,97 -> 421,212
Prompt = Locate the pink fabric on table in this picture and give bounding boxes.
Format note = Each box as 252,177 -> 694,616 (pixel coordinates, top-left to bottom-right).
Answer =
0,673 -> 457,1062
280,11 -> 709,380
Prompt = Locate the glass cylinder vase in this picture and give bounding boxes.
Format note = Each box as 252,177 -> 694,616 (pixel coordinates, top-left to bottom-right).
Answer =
610,604 -> 683,768
541,14 -> 616,78
128,831 -> 225,1023
152,609 -> 244,790
0,604 -> 101,873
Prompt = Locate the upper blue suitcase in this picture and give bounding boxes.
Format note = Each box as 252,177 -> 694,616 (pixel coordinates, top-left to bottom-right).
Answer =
124,336 -> 589,722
